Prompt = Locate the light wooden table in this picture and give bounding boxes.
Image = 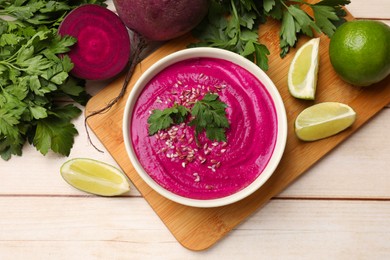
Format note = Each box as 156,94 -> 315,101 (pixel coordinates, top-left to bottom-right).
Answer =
1,1 -> 389,259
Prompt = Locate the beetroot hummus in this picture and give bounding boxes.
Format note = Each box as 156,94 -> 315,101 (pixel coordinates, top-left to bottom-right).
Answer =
130,57 -> 278,200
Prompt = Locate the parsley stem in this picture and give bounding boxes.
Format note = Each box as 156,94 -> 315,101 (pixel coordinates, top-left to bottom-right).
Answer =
0,61 -> 24,72
230,0 -> 240,45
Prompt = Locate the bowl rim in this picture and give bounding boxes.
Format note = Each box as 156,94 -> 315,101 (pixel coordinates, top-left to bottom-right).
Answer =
123,47 -> 287,208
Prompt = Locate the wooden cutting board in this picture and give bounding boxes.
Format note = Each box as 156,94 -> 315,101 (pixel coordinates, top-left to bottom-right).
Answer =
85,8 -> 390,251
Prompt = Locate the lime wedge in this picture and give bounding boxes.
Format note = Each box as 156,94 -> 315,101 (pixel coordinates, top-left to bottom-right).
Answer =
295,102 -> 356,141
60,158 -> 130,196
288,38 -> 320,100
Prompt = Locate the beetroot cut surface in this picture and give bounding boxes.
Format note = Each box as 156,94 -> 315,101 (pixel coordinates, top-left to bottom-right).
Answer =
58,4 -> 131,80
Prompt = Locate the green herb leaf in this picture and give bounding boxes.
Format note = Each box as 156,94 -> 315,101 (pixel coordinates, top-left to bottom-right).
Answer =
0,94 -> 26,140
312,0 -> 350,37
279,9 -> 296,54
33,116 -> 78,156
263,0 -> 276,13
147,104 -> 190,135
29,105 -> 47,119
33,105 -> 81,156
189,93 -> 230,142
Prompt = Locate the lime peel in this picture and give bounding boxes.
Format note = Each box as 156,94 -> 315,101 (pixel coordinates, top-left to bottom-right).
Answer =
288,38 -> 320,100
329,20 -> 390,87
295,102 -> 356,141
60,158 -> 130,196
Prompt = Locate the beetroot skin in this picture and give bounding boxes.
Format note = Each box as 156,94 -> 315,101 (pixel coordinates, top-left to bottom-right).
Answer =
113,0 -> 209,41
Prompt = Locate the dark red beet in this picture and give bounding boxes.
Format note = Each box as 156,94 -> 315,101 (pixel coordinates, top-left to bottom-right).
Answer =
113,0 -> 209,41
58,4 -> 131,80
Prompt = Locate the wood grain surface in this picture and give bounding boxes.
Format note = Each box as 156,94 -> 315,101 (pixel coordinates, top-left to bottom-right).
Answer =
1,0 -> 390,258
85,7 -> 390,251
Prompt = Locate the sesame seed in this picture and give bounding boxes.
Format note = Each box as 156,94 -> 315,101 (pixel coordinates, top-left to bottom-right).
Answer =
193,173 -> 200,182
215,161 -> 221,168
207,165 -> 216,172
198,155 -> 206,163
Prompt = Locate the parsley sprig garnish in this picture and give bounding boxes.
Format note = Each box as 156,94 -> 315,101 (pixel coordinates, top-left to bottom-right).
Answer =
148,93 -> 230,143
191,0 -> 350,70
148,103 -> 189,136
0,0 -> 106,161
189,93 -> 229,142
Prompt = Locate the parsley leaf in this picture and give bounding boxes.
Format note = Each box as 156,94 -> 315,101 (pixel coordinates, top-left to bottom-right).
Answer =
33,106 -> 81,156
189,93 -> 230,142
312,0 -> 350,37
148,104 -> 189,135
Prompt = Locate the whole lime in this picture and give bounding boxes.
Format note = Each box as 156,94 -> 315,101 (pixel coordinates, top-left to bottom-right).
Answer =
329,20 -> 390,86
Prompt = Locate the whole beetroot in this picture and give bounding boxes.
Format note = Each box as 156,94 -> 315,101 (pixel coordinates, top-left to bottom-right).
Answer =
113,0 -> 209,41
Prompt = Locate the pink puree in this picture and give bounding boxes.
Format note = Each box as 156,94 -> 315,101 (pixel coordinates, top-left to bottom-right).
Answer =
131,57 -> 278,200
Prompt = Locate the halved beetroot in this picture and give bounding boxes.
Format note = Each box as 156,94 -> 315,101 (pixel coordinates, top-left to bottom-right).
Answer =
58,4 -> 131,80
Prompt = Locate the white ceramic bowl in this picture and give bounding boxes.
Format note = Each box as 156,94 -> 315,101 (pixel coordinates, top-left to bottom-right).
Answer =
123,47 -> 287,208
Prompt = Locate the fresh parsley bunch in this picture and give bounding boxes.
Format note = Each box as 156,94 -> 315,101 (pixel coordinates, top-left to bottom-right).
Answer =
0,0 -> 106,161
191,0 -> 350,71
